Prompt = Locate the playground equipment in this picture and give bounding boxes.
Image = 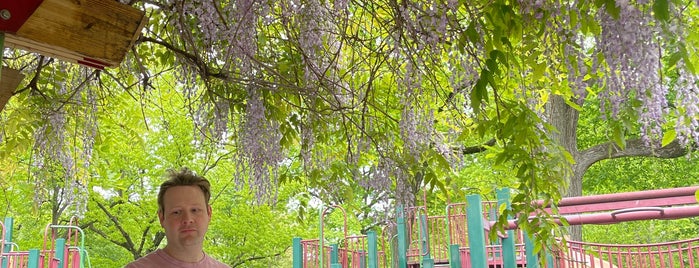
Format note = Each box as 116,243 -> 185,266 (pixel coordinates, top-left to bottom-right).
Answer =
293,186 -> 699,267
0,217 -> 91,268
293,205 -> 387,268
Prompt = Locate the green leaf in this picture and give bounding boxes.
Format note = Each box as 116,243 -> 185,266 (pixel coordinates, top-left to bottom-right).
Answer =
667,50 -> 684,69
612,124 -> 626,149
465,22 -> 481,44
470,70 -> 490,115
661,129 -> 676,147
653,0 -> 670,21
593,0 -> 620,18
531,62 -> 546,82
431,149 -> 451,172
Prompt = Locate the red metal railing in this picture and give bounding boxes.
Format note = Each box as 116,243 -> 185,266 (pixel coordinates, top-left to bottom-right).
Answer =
445,201 -> 527,267
342,235 -> 369,268
300,239 -> 327,268
554,237 -> 699,268
300,236 -> 388,268
301,205 -> 387,268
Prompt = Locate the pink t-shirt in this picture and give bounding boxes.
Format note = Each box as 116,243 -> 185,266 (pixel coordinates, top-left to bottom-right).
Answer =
125,249 -> 230,268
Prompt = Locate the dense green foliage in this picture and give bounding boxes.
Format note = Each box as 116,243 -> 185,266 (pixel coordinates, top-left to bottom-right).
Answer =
1,0 -> 699,266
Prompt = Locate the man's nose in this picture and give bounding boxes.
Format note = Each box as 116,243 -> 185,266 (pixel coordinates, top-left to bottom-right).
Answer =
182,211 -> 194,223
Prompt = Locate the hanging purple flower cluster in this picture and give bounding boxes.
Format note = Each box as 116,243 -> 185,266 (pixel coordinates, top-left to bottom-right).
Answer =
596,3 -> 666,144
29,64 -> 93,218
674,63 -> 699,146
240,88 -> 283,204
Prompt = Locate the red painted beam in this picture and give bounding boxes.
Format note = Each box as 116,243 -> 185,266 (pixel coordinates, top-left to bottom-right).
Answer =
554,195 -> 698,215
505,205 -> 699,229
0,0 -> 44,33
561,205 -> 699,225
552,186 -> 699,207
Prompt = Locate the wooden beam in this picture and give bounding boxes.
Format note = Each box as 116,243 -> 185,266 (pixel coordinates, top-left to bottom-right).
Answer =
3,0 -> 146,69
0,67 -> 24,112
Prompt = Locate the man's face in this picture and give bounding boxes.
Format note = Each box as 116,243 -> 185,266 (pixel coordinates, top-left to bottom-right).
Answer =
159,185 -> 212,249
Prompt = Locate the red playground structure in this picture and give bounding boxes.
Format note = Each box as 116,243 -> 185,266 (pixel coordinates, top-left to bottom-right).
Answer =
293,186 -> 699,267
0,217 -> 91,268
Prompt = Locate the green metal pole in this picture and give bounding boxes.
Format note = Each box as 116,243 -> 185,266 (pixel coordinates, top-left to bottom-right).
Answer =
358,250 -> 366,268
55,238 -> 66,268
2,217 -> 13,268
27,249 -> 40,268
448,244 -> 461,268
524,232 -> 539,268
319,207 -> 324,268
330,244 -> 339,266
546,250 -> 555,268
292,237 -> 303,268
420,213 -> 434,268
466,194 -> 487,268
497,189 -> 517,268
367,231 -> 378,268
396,206 -> 407,268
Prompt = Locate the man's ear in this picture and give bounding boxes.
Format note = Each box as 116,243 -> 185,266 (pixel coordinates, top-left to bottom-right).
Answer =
207,205 -> 212,218
158,210 -> 165,226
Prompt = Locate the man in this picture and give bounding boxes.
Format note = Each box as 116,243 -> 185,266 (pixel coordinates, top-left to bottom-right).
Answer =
125,168 -> 230,268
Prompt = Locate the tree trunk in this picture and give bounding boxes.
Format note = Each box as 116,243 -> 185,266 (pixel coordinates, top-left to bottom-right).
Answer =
547,94 -> 689,242
547,95 -> 583,240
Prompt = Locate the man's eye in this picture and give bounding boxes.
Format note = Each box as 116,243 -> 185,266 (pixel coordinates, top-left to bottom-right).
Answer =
172,211 -> 181,215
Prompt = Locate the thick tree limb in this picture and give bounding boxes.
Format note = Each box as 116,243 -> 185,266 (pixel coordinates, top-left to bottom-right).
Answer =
577,139 -> 688,172
461,138 -> 496,154
93,198 -> 137,256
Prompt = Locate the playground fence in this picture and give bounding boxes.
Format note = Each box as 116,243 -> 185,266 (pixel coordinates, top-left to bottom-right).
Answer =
554,237 -> 699,268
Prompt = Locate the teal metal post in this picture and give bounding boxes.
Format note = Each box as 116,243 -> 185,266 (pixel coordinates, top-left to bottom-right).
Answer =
497,189 -> 517,268
55,238 -> 66,268
420,214 -> 434,268
358,250 -> 367,268
330,244 -> 339,266
448,244 -> 461,268
319,207 -> 325,268
524,232 -> 539,268
466,194 -> 487,268
367,231 -> 378,268
2,217 -> 13,268
27,249 -> 40,268
524,232 -> 555,268
292,237 -> 303,268
396,206 -> 407,268
546,251 -> 555,268
330,244 -> 341,268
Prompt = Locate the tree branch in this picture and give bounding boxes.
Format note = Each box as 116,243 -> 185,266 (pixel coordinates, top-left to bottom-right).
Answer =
461,138 -> 496,154
231,249 -> 288,268
578,139 -> 688,172
92,197 -> 136,254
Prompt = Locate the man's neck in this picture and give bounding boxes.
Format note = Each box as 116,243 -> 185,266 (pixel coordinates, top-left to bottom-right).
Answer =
162,245 -> 205,263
